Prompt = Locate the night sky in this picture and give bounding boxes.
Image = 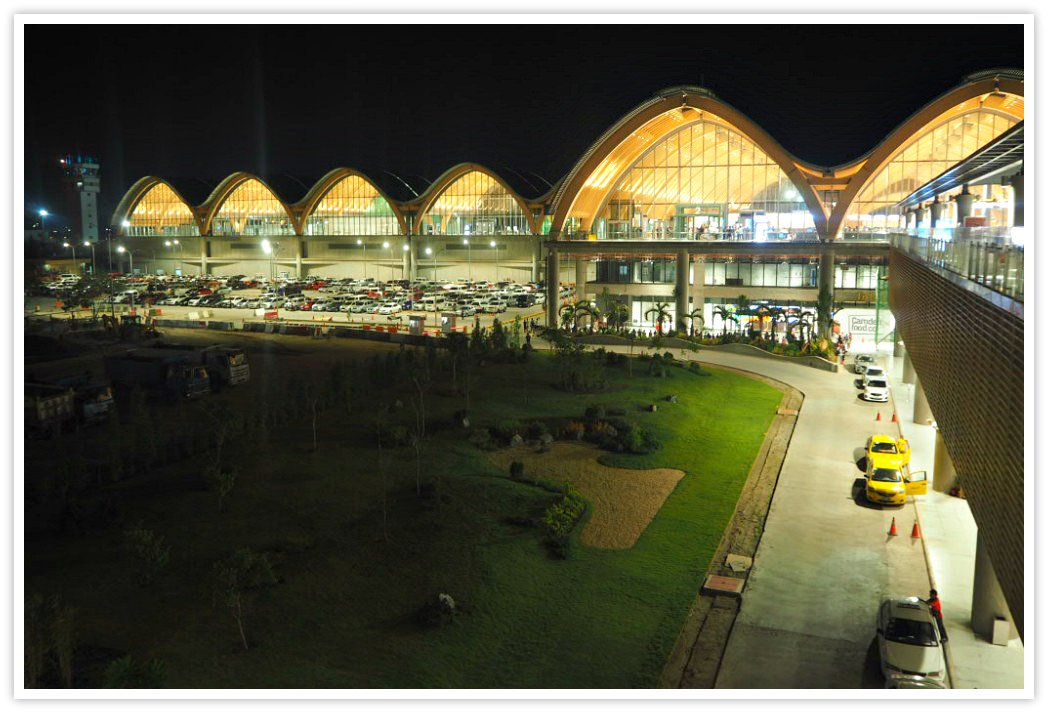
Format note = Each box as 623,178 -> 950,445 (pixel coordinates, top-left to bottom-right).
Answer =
23,22 -> 1023,228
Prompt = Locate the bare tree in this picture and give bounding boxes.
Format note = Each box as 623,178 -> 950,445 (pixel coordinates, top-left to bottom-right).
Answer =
212,549 -> 276,651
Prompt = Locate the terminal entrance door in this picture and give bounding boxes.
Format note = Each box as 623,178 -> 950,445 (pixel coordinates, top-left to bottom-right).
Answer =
675,204 -> 725,239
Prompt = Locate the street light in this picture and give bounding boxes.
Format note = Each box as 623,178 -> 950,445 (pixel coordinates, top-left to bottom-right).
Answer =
62,241 -> 77,271
463,238 -> 472,281
425,246 -> 437,280
402,244 -> 409,281
490,240 -> 499,282
165,239 -> 184,275
382,241 -> 392,281
82,241 -> 96,275
38,209 -> 48,239
261,239 -> 281,281
357,239 -> 367,280
117,246 -> 137,311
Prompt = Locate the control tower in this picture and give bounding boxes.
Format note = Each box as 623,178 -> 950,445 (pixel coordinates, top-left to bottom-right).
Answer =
60,154 -> 100,243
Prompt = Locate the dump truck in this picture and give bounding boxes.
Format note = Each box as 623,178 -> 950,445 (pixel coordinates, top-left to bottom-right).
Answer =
25,383 -> 77,438
104,349 -> 212,400
43,373 -> 116,424
151,342 -> 250,388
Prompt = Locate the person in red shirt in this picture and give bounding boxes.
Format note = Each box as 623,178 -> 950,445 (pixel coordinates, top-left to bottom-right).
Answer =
924,589 -> 948,642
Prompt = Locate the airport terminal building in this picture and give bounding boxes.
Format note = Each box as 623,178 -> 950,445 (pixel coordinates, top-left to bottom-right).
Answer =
111,69 -> 1024,342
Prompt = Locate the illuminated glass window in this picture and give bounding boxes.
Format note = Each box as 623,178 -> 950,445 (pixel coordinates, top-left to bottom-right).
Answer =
583,120 -> 814,240
125,183 -> 199,237
419,171 -> 531,236
210,178 -> 293,237
306,175 -> 401,236
847,109 -> 1019,230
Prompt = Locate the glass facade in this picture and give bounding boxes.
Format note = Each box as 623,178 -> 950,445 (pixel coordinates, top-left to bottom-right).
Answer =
305,175 -> 402,236
705,259 -> 817,288
210,178 -> 294,237
124,182 -> 200,237
595,259 -> 677,284
419,171 -> 532,236
586,120 -> 815,241
846,108 -> 1019,230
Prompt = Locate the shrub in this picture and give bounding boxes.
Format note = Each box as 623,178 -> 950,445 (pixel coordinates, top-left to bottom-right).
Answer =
541,486 -> 587,559
103,656 -> 166,688
583,404 -> 607,421
468,428 -> 494,451
509,461 -> 525,480
662,351 -> 675,362
524,420 -> 549,440
493,419 -> 523,440
124,526 -> 170,586
605,351 -> 626,367
562,420 -> 586,441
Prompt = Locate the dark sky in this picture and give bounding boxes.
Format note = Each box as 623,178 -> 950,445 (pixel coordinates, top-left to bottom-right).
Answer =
24,22 -> 1023,229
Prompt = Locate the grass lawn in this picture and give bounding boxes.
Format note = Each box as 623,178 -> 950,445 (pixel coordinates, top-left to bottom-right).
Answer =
24,343 -> 781,688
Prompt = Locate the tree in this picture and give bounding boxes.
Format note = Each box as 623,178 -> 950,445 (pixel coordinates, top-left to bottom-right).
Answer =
558,302 -> 579,329
409,362 -> 431,497
124,526 -> 170,586
686,307 -> 705,337
769,306 -> 787,341
712,305 -> 737,335
608,302 -> 630,331
644,301 -> 672,334
573,302 -> 601,331
798,310 -> 816,344
734,294 -> 753,333
212,549 -> 277,651
816,285 -> 837,338
207,464 -> 238,513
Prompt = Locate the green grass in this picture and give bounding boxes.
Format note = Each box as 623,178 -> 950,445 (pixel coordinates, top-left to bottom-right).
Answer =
25,349 -> 781,688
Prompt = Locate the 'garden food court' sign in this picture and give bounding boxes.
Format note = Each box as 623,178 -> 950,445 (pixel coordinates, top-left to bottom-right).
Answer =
835,308 -> 896,338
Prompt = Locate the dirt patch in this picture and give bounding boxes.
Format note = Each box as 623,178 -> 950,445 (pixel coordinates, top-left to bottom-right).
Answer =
490,442 -> 684,549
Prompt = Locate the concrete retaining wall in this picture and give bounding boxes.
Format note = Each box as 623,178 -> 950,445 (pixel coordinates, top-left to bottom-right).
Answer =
574,334 -> 839,372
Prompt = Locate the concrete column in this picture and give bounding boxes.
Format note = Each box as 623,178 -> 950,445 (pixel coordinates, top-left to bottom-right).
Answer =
532,238 -> 542,282
932,428 -> 958,493
902,351 -> 916,385
971,532 -> 1019,642
295,239 -> 304,278
200,240 -> 209,276
675,249 -> 690,333
930,198 -> 944,228
818,248 -> 835,337
575,257 -> 588,300
546,250 -> 559,327
692,259 -> 706,336
955,187 -> 975,225
403,237 -> 414,280
1010,173 -> 1023,227
912,375 -> 933,425
893,339 -> 905,358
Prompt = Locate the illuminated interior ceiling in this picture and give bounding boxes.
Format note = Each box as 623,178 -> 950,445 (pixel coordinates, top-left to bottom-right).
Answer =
844,92 -> 1023,222
209,177 -> 294,236
306,174 -> 402,235
564,109 -> 808,230
595,119 -> 812,225
420,170 -> 532,235
125,181 -> 200,236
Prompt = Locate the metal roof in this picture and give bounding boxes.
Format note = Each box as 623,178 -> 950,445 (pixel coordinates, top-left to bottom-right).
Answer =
898,122 -> 1023,208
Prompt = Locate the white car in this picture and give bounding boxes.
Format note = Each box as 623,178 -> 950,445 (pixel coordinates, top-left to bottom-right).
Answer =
854,354 -> 876,374
862,366 -> 887,387
864,378 -> 890,402
377,303 -> 402,315
877,598 -> 946,684
458,304 -> 477,317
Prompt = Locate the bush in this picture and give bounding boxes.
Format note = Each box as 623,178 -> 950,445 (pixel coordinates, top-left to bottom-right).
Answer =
468,428 -> 494,451
417,592 -> 458,628
662,351 -> 675,362
509,461 -> 525,480
541,486 -> 587,559
583,404 -> 607,421
493,419 -> 523,440
562,420 -> 586,441
524,420 -> 549,440
605,351 -> 626,367
124,526 -> 170,586
103,656 -> 166,688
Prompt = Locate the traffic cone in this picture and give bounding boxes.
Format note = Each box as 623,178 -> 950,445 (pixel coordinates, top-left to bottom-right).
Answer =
888,517 -> 898,536
911,521 -> 922,538
875,411 -> 882,421
892,412 -> 899,423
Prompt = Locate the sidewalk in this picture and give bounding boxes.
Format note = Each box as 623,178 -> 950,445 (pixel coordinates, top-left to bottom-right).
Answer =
884,348 -> 1025,689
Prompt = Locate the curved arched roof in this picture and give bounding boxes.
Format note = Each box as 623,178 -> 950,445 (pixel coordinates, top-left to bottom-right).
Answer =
111,176 -> 204,233
412,163 -> 541,234
297,167 -> 409,234
200,172 -> 296,235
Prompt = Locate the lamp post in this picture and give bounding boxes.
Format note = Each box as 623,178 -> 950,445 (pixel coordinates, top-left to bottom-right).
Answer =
261,239 -> 281,281
82,241 -> 96,275
463,238 -> 472,281
38,209 -> 48,239
117,246 -> 136,311
165,239 -> 184,275
357,239 -> 367,280
382,241 -> 392,281
402,243 -> 409,281
62,241 -> 78,272
425,246 -> 437,280
490,240 -> 499,282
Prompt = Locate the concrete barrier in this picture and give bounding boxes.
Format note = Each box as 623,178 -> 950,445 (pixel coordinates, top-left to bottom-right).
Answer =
574,334 -> 839,372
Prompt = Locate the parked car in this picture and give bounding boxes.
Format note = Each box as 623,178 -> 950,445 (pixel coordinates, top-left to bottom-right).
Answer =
864,460 -> 926,505
862,366 -> 887,387
877,597 -> 946,684
866,434 -> 911,470
863,378 -> 889,402
854,354 -> 877,374
377,302 -> 402,315
458,304 -> 477,317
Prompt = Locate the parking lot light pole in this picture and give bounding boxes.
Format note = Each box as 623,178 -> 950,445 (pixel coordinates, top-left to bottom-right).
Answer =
82,241 -> 96,275
463,238 -> 472,281
165,239 -> 184,275
117,246 -> 136,311
490,240 -> 499,282
425,246 -> 437,280
62,241 -> 78,272
402,243 -> 410,280
383,241 -> 392,281
357,239 -> 367,279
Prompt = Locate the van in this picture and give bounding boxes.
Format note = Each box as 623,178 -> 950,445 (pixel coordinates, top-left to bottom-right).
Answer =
419,297 -> 448,312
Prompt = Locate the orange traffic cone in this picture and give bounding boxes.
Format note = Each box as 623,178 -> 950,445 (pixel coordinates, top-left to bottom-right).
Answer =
911,521 -> 922,538
888,517 -> 898,537
875,412 -> 882,421
892,412 -> 899,423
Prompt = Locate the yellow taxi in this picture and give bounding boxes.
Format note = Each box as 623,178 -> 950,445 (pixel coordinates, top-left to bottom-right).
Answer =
866,434 -> 911,470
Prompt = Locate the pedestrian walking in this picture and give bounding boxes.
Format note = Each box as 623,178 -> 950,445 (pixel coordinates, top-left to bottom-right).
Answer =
924,589 -> 948,642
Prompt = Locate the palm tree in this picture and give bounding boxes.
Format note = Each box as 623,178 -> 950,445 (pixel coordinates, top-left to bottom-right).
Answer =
754,304 -> 772,338
559,302 -> 578,329
712,305 -> 737,336
769,306 -> 787,342
798,310 -> 816,344
573,302 -> 601,331
644,301 -> 672,334
608,302 -> 630,331
686,307 -> 705,337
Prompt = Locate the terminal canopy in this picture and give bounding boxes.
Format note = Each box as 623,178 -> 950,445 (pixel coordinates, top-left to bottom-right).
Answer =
208,177 -> 294,237
846,93 -> 1022,229
122,181 -> 200,237
572,118 -> 815,240
305,174 -> 403,236
418,169 -> 533,236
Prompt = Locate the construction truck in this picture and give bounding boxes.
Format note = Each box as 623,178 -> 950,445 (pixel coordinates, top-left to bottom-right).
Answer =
25,383 -> 77,438
151,342 -> 250,388
104,349 -> 212,400
43,373 -> 116,425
